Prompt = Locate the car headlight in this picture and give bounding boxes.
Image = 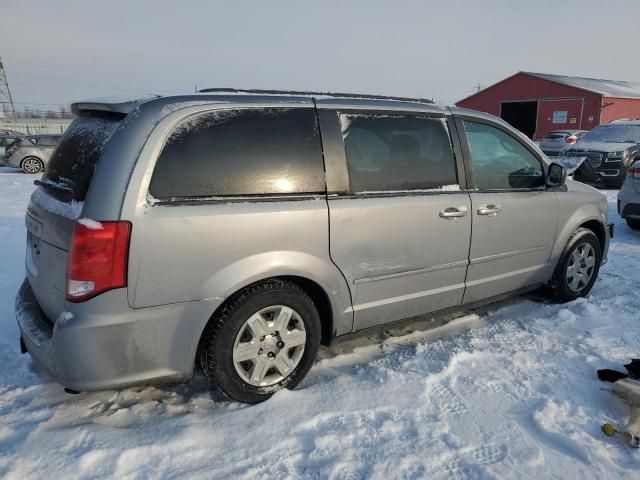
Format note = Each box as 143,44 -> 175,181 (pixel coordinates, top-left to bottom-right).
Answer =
606,151 -> 625,161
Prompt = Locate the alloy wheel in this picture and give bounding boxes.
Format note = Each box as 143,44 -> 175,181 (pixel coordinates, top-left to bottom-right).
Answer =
566,242 -> 596,293
22,158 -> 42,173
232,305 -> 307,387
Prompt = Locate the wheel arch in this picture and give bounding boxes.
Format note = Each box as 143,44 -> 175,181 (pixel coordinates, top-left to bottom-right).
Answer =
195,274 -> 340,372
551,199 -> 607,267
578,219 -> 606,252
277,275 -> 334,346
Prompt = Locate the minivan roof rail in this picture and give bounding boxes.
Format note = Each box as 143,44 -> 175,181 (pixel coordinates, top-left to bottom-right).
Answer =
198,87 -> 434,104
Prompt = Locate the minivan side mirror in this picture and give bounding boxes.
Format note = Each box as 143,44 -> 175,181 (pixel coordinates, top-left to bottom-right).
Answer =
547,162 -> 567,187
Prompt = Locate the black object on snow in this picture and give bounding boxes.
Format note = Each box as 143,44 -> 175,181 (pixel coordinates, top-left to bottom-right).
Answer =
624,359 -> 640,379
597,359 -> 640,383
598,369 -> 628,383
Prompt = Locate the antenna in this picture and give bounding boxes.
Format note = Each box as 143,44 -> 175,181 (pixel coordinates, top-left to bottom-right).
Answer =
0,56 -> 16,119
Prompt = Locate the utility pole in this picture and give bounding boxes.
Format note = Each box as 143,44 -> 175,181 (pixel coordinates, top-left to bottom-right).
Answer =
0,56 -> 16,119
473,83 -> 484,93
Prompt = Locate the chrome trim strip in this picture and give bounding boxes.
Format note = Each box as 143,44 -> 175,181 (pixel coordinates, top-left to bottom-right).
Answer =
466,264 -> 549,288
352,282 -> 466,312
353,260 -> 469,285
470,245 -> 548,265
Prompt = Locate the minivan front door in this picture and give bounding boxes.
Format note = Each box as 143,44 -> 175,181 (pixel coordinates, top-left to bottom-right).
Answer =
319,108 -> 472,331
458,119 -> 559,303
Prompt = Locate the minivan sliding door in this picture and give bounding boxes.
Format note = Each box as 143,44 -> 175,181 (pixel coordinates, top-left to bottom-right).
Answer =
318,108 -> 472,331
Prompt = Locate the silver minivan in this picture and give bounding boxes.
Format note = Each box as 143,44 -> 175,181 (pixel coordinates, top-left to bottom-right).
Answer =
16,91 -> 612,403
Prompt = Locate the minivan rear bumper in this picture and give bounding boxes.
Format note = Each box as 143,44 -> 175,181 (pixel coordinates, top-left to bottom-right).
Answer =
16,279 -> 219,392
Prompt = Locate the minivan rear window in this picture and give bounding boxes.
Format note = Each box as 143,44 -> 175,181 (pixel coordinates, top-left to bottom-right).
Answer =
42,114 -> 122,202
149,108 -> 325,199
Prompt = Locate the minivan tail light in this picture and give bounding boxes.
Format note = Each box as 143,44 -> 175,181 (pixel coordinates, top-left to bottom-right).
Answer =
629,163 -> 640,179
66,221 -> 131,301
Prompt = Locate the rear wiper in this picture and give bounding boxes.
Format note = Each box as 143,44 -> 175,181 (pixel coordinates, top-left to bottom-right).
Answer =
34,179 -> 73,194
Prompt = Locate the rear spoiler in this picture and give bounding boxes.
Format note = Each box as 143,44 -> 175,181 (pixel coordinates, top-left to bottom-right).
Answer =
71,94 -> 161,116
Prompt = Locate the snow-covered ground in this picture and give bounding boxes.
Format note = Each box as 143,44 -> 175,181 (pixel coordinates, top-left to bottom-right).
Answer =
0,168 -> 638,479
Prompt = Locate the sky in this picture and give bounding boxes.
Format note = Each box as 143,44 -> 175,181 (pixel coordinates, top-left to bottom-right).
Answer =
2,0 -> 640,111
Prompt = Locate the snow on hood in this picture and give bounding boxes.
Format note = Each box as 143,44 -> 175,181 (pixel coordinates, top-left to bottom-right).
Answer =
567,140 -> 638,153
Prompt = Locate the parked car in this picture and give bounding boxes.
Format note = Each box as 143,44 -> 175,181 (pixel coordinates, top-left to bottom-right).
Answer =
563,120 -> 640,187
618,159 -> 640,230
537,129 -> 587,156
16,92 -> 612,404
0,134 -> 24,162
1,129 -> 25,136
5,135 -> 61,173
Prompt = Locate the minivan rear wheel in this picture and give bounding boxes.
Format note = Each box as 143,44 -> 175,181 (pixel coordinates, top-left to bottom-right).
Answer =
549,228 -> 601,302
199,279 -> 321,403
21,157 -> 44,174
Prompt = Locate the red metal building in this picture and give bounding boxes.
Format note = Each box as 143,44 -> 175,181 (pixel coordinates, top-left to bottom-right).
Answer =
456,71 -> 640,139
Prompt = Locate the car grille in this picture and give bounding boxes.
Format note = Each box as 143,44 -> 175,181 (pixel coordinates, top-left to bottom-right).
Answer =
566,150 -> 603,168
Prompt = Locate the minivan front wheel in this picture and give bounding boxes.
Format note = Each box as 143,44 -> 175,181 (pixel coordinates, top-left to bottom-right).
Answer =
21,157 -> 44,174
550,228 -> 601,302
199,279 -> 321,403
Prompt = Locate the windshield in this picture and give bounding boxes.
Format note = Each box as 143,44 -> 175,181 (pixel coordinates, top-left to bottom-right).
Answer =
580,124 -> 640,144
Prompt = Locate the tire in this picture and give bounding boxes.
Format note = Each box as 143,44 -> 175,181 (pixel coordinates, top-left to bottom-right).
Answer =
21,157 -> 44,174
549,228 -> 602,303
199,279 -> 321,403
601,178 -> 624,189
627,218 -> 640,230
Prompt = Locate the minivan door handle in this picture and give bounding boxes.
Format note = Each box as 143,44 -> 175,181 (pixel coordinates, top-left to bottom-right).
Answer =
439,205 -> 468,219
477,204 -> 502,216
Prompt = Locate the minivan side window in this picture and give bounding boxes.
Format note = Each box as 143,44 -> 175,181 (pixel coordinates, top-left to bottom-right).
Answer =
150,108 -> 325,199
463,121 -> 544,190
339,114 -> 458,194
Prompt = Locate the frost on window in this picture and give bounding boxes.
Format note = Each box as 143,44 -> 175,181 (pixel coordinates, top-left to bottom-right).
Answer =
150,108 -> 325,199
339,113 -> 459,194
43,116 -> 121,202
